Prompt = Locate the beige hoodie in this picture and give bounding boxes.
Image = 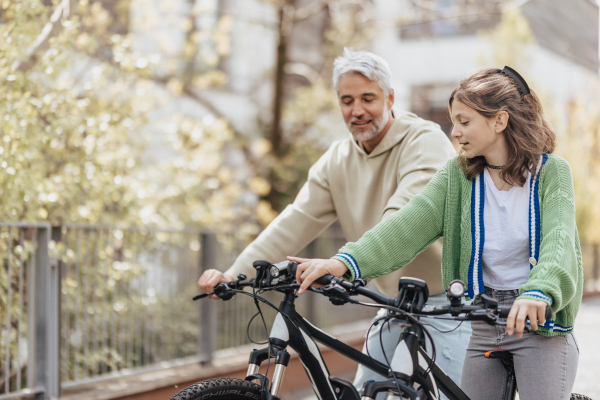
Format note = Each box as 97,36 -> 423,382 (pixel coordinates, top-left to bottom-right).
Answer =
225,110 -> 456,297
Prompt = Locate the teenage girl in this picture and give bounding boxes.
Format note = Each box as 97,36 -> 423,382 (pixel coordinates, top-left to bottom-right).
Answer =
289,67 -> 581,400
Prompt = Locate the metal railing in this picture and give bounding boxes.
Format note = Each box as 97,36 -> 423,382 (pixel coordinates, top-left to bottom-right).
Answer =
0,222 -> 375,399
0,222 -> 56,400
3,220 -> 600,399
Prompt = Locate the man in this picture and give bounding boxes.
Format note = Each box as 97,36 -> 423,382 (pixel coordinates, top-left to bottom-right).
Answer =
198,48 -> 470,395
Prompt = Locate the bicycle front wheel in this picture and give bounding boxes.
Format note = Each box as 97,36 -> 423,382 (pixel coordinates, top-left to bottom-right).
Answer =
570,394 -> 592,400
170,378 -> 263,400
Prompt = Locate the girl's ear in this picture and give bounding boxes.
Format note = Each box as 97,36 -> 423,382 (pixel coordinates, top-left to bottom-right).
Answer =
495,111 -> 509,133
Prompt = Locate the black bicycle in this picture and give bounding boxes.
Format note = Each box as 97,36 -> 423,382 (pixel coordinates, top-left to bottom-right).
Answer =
171,260 -> 591,400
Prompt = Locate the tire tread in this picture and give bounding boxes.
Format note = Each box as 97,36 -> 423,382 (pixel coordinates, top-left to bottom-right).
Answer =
170,378 -> 262,400
570,394 -> 593,400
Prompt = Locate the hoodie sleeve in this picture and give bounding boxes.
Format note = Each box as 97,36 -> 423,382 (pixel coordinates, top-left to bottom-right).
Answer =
333,160 -> 450,281
224,145 -> 339,279
382,122 -> 456,219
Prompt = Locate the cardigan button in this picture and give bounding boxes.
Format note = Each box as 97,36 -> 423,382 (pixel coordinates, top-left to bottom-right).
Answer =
529,257 -> 537,266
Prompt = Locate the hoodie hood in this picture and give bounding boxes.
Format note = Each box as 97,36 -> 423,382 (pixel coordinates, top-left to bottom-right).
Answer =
350,110 -> 443,158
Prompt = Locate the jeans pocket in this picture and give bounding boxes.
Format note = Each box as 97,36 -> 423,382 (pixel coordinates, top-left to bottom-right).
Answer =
569,333 -> 580,354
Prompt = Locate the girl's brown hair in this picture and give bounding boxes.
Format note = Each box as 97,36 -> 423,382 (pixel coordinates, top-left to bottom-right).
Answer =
449,68 -> 556,186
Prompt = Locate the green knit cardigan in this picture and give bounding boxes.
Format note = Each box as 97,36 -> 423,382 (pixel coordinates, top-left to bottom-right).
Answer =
333,154 -> 582,336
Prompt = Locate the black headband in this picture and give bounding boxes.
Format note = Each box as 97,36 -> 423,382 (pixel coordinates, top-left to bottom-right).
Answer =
501,66 -> 530,96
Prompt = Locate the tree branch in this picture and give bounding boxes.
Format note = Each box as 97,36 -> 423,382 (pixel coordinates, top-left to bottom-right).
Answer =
14,0 -> 76,73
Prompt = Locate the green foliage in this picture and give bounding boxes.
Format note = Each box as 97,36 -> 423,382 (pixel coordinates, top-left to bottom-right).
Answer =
0,0 -> 258,232
0,0 -> 256,390
477,8 -> 536,71
559,96 -> 600,243
0,0 -> 145,224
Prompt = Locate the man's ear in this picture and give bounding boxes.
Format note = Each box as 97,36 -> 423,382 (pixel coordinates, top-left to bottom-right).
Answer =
495,110 -> 509,133
387,88 -> 395,110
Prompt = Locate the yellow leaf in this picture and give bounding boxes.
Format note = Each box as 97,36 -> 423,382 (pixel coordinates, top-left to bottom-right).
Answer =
248,176 -> 271,196
166,78 -> 184,95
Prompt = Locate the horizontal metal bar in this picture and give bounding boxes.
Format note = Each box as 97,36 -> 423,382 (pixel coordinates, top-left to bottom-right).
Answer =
0,386 -> 44,400
0,221 -> 51,228
61,223 -> 205,234
60,355 -> 204,388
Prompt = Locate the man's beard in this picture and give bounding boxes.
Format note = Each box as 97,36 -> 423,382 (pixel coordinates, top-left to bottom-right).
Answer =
347,104 -> 389,142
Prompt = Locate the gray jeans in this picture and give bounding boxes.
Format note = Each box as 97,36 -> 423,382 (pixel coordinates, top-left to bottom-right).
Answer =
461,287 -> 579,400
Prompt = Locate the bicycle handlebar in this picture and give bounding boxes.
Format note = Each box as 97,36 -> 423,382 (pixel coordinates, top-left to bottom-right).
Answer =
195,260 -> 552,323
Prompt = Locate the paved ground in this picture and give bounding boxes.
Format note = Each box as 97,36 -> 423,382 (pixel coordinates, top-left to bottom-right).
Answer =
289,297 -> 600,400
571,296 -> 600,399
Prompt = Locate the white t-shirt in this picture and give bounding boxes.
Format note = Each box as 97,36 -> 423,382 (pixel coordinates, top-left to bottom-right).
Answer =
481,168 -> 531,290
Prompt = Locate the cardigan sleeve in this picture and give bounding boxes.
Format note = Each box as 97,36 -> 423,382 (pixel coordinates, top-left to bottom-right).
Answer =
333,160 -> 449,281
517,157 -> 581,313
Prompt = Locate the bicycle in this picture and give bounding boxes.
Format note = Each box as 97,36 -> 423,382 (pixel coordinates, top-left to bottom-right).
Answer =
171,260 -> 591,400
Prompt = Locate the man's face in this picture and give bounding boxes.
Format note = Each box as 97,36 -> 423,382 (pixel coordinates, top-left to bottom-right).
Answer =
338,73 -> 393,142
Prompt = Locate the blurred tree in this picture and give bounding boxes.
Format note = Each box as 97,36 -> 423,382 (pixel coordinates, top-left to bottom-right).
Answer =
477,7 -> 535,72
0,0 -> 258,233
256,0 -> 376,219
0,1 -> 254,387
0,0 -> 148,225
559,94 -> 600,291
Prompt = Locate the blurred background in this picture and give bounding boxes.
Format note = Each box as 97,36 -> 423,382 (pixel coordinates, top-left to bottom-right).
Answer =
1,0 -> 599,399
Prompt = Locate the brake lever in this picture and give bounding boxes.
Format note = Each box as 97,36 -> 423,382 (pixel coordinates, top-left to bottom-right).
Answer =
192,280 -> 240,302
193,292 -> 211,301
322,283 -> 353,306
466,309 -> 499,325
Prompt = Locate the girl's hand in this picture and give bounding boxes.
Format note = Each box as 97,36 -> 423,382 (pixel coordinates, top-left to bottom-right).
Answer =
287,256 -> 349,294
506,298 -> 548,337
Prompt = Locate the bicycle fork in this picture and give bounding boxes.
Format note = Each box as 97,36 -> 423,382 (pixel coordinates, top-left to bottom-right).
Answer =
246,342 -> 291,399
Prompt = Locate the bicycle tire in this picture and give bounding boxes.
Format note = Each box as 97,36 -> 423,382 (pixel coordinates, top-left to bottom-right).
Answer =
570,394 -> 593,400
170,378 -> 263,400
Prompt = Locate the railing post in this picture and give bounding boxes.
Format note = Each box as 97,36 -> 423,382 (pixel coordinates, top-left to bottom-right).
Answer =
32,225 -> 60,399
198,231 -> 218,365
48,227 -> 61,398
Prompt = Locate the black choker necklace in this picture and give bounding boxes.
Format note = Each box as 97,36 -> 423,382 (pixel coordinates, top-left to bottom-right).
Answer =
486,164 -> 504,170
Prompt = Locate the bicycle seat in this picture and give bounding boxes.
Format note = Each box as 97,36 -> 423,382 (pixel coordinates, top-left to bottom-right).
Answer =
484,350 -> 513,360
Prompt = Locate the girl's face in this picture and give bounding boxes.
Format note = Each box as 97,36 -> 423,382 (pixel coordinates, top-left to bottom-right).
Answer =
450,100 -> 506,160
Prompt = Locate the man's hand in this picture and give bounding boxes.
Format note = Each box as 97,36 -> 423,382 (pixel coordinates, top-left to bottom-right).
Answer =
197,269 -> 234,300
287,256 -> 349,294
506,298 -> 548,338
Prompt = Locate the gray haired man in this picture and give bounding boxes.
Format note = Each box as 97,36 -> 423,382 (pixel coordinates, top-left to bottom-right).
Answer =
198,48 -> 470,395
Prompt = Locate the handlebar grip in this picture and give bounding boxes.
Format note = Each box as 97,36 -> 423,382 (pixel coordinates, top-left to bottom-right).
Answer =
545,306 -> 552,321
498,305 -> 511,318
314,275 -> 334,285
497,305 -> 553,320
288,261 -> 333,285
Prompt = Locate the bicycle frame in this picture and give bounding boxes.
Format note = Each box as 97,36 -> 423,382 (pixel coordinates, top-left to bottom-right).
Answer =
369,320 -> 470,400
247,290 -> 387,400
244,290 -> 471,400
